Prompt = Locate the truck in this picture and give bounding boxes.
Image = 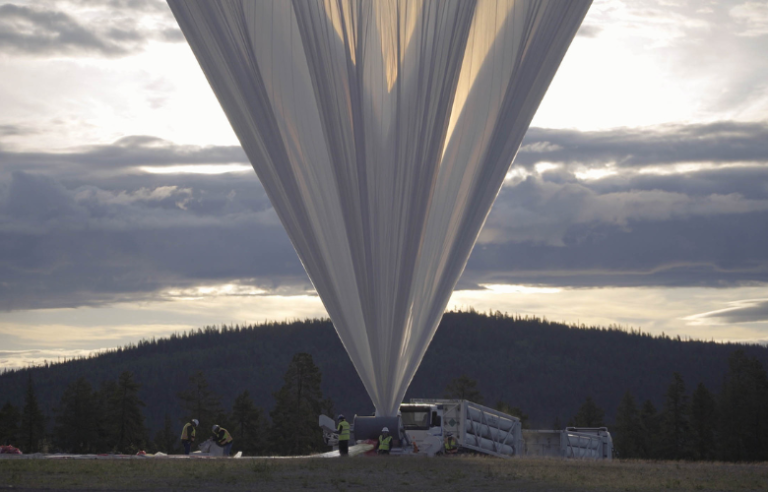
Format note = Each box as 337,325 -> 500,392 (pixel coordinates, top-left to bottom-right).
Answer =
321,401 -> 613,459
321,399 -> 523,458
400,399 -> 523,457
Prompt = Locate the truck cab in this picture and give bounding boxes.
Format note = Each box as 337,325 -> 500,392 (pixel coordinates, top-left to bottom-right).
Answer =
399,403 -> 446,456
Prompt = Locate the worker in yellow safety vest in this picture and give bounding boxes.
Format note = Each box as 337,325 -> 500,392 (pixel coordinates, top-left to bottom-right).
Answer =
378,427 -> 392,455
444,432 -> 458,455
211,424 -> 234,456
180,418 -> 198,455
336,414 -> 350,457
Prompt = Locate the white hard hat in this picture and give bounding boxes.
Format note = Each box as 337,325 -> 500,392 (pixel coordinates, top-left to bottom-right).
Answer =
212,424 -> 220,433
192,419 -> 199,426
382,427 -> 389,432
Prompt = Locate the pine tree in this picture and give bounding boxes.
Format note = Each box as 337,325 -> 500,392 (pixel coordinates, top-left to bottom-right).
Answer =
53,377 -> 101,453
659,372 -> 690,460
689,382 -> 717,461
231,391 -> 266,455
569,396 -> 605,428
719,350 -> 768,461
20,374 -> 47,453
94,379 -> 119,451
153,413 -> 178,454
0,401 -> 21,446
108,372 -> 148,453
495,401 -> 530,429
639,399 -> 660,459
176,371 -> 225,433
444,375 -> 484,403
268,353 -> 333,455
614,391 -> 642,458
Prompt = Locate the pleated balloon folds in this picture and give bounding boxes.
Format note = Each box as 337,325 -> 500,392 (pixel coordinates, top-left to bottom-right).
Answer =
168,0 -> 592,416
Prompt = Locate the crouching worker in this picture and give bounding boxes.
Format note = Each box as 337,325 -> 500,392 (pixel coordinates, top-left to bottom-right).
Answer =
378,427 -> 392,455
336,414 -> 350,457
181,419 -> 198,455
444,432 -> 458,455
211,424 -> 234,456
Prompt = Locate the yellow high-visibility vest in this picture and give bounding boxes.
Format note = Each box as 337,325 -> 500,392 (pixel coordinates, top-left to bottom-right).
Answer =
216,427 -> 233,445
379,435 -> 392,451
337,420 -> 350,441
181,422 -> 196,441
445,436 -> 457,450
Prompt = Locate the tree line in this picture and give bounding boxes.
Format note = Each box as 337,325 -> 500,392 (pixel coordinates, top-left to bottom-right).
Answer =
4,346 -> 768,461
440,349 -> 768,462
2,311 -> 768,457
476,348 -> 768,461
609,349 -> 768,461
0,353 -> 333,456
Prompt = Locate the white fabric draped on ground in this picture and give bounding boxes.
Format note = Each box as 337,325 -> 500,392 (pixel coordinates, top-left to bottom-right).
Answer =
167,0 -> 591,416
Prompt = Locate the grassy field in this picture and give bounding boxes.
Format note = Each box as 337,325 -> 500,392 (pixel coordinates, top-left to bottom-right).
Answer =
1,456 -> 767,491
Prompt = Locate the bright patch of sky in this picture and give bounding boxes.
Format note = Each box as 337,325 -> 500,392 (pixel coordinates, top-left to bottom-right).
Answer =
534,0 -> 768,129
2,284 -> 767,370
0,0 -> 764,152
139,164 -> 253,175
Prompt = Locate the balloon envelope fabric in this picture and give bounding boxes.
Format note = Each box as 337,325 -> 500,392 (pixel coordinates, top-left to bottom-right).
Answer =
167,0 -> 592,416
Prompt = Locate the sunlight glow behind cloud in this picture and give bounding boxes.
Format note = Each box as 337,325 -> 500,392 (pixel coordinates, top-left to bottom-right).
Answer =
480,284 -> 562,295
139,164 -> 253,174
2,282 -> 768,370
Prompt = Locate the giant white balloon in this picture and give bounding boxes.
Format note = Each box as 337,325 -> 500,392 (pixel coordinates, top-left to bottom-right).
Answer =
168,0 -> 591,416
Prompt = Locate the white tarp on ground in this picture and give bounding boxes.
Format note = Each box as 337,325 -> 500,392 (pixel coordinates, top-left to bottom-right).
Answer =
197,439 -> 224,456
167,0 -> 591,416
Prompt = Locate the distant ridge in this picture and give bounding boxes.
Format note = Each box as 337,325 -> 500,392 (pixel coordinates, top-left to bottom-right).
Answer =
1,310 -> 765,433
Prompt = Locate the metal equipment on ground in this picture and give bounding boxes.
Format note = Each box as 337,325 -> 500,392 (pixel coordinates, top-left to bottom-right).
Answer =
523,428 -> 613,460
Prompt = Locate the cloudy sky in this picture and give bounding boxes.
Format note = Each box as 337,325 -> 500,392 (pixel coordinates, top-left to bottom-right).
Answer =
1,0 -> 767,369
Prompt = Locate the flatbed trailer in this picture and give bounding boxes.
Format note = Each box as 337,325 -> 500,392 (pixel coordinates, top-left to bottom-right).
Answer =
523,427 -> 613,459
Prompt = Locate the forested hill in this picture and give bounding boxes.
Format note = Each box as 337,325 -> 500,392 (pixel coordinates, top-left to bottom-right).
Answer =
1,311 -> 766,433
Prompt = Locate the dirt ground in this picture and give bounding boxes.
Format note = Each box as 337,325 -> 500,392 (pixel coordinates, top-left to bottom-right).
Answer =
1,455 -> 768,491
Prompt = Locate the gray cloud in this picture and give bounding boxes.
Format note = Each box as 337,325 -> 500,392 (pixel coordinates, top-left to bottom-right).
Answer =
65,0 -> 168,12
1,120 -> 766,310
0,136 -> 248,175
585,166 -> 768,201
159,27 -> 184,43
6,121 -> 767,180
0,1 -> 180,57
463,151 -> 768,289
729,2 -> 768,37
0,170 -> 308,311
516,121 -> 768,169
576,23 -> 601,38
0,4 -> 134,56
694,299 -> 768,324
0,124 -> 35,137
485,174 -> 768,246
463,212 -> 768,289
